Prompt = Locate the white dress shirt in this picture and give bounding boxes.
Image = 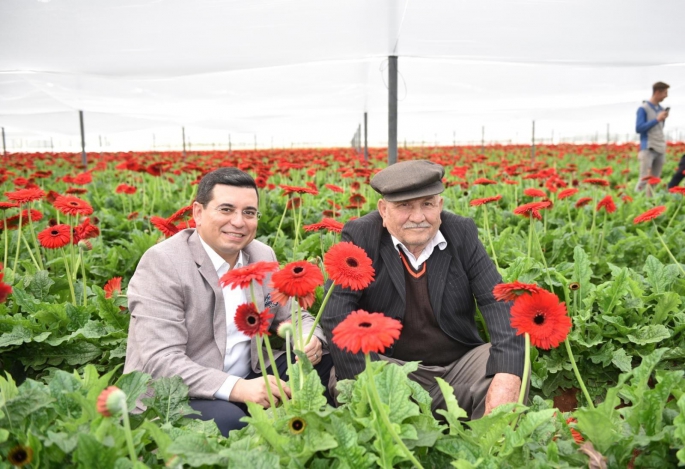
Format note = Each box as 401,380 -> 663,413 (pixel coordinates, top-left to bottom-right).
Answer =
198,236 -> 252,401
391,230 -> 447,269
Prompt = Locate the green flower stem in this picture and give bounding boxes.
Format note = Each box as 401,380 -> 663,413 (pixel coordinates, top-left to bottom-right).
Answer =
527,215 -> 534,259
589,192 -> 598,242
61,248 -> 77,304
285,330 -> 294,405
665,199 -> 681,231
262,334 -> 290,411
80,249 -> 88,307
305,281 -> 336,345
256,335 -> 277,413
482,206 -> 499,269
563,338 -> 594,409
296,303 -> 304,390
120,399 -> 138,463
653,221 -> 685,276
272,199 -> 289,245
364,354 -> 424,469
25,203 -> 44,270
518,333 -> 530,406
20,233 -> 41,270
2,211 -> 8,268
565,202 -> 576,238
12,208 -> 24,272
594,211 -> 608,257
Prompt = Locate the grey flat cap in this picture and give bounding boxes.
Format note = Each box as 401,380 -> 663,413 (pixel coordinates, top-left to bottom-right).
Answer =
370,160 -> 445,202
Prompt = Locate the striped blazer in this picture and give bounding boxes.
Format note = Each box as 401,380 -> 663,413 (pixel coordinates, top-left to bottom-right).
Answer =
321,210 -> 524,381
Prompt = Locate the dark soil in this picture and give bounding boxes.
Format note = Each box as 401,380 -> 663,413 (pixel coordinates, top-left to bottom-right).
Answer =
553,387 -> 579,412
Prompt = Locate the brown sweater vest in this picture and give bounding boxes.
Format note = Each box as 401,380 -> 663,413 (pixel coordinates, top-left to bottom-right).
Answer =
391,248 -> 470,366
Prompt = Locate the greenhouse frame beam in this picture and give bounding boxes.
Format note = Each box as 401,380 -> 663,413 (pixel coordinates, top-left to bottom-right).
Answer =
388,56 -> 398,165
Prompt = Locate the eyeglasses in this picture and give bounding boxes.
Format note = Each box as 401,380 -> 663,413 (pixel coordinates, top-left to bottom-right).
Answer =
213,205 -> 262,220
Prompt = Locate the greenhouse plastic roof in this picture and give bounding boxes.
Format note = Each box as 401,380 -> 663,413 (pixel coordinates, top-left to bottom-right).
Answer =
2,0 -> 685,148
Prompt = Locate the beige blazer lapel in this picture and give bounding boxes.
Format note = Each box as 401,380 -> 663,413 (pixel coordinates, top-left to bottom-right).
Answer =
188,231 -> 227,363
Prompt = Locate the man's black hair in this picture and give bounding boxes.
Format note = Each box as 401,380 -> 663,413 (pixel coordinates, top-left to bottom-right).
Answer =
195,167 -> 258,206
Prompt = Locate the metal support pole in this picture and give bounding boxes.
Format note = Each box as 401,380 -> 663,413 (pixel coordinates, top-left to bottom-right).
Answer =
388,56 -> 398,165
364,112 -> 368,161
531,120 -> 536,162
606,123 -> 610,156
229,134 -> 232,153
254,134 -> 257,151
50,137 -> 54,151
182,127 -> 186,159
99,135 -> 103,157
79,110 -> 87,170
152,133 -> 156,150
1,127 -> 6,157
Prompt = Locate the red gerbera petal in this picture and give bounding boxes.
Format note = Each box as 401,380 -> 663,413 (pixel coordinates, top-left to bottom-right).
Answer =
150,216 -> 180,237
219,261 -> 279,290
303,218 -> 344,233
574,197 -> 592,208
234,303 -> 273,337
557,188 -> 579,200
324,242 -> 375,291
493,281 -> 543,302
5,188 -> 46,204
270,261 -> 324,298
332,309 -> 403,354
633,206 -> 666,224
104,277 -> 123,299
523,188 -> 547,198
596,195 -> 616,213
167,205 -> 194,223
0,202 -> 20,210
325,184 -> 345,193
473,177 -> 497,185
470,194 -> 503,206
37,224 -> 72,249
510,290 -> 571,350
669,187 -> 685,195
582,178 -> 609,187
52,195 -> 94,216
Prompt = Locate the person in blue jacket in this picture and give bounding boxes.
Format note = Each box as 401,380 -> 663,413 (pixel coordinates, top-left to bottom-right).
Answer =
635,82 -> 669,196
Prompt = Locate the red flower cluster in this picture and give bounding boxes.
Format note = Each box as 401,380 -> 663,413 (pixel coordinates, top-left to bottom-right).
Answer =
332,309 -> 403,354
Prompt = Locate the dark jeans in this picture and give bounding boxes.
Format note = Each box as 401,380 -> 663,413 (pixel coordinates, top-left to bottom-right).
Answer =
667,154 -> 685,189
188,352 -> 334,436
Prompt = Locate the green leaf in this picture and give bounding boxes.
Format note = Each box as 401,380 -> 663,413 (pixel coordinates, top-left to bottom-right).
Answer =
653,292 -> 681,325
434,377 -> 468,435
27,270 -> 55,300
463,403 -> 520,454
598,268 -> 629,315
2,379 -> 53,427
374,361 -> 419,424
10,287 -> 41,314
74,433 -> 125,468
115,371 -> 151,412
611,348 -> 632,373
574,407 -> 621,454
45,430 -> 79,454
225,450 -> 280,468
573,245 -> 592,302
326,414 -> 376,469
165,433 -> 225,467
0,325 -> 32,348
644,255 -> 679,294
673,394 -> 685,465
44,342 -> 103,366
289,351 -> 328,413
141,376 -> 193,424
626,325 -> 671,345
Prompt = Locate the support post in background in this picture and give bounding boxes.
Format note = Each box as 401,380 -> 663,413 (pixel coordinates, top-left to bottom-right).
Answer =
531,120 -> 536,162
1,127 -> 6,156
99,135 -> 103,157
182,127 -> 186,159
606,123 -> 610,156
79,110 -> 87,170
388,55 -> 398,165
254,134 -> 257,151
364,111 -> 368,161
50,137 -> 54,151
229,134 -> 232,154
481,126 -> 485,155
152,133 -> 156,150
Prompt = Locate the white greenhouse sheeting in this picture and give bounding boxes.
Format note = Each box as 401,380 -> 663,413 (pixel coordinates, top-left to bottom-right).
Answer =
2,0 -> 685,150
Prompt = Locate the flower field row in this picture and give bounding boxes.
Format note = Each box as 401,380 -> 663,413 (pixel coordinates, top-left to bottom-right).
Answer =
1,143 -> 684,467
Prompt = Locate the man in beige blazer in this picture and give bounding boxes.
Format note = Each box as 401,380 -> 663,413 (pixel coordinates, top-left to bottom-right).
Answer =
124,167 -> 331,435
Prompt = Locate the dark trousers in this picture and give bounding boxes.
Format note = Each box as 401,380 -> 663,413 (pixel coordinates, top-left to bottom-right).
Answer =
188,353 -> 334,436
667,154 -> 685,189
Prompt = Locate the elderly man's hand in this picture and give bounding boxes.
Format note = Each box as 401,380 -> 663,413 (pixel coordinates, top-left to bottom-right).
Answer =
484,373 -> 522,415
230,376 -> 291,408
297,336 -> 323,365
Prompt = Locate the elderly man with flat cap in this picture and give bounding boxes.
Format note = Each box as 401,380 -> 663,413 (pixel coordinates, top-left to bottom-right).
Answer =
321,160 -> 524,419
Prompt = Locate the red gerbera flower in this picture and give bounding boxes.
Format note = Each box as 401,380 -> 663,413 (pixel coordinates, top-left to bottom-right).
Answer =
332,309 -> 403,354
52,195 -> 94,216
75,218 -> 100,241
104,277 -> 123,299
0,201 -> 20,210
97,386 -> 126,417
470,195 -> 502,206
270,261 -> 324,298
523,188 -> 547,198
234,302 -> 273,337
509,289 -> 571,350
150,216 -> 180,237
219,261 -> 279,290
271,288 -> 316,309
669,187 -> 685,195
66,187 -> 88,195
566,417 -> 584,444
0,266 -> 11,303
557,188 -> 578,200
582,178 -> 609,187
325,184 -> 344,193
280,184 -> 318,196
473,178 -> 497,185
324,242 -> 375,290
644,176 -> 661,185
493,281 -> 543,302
303,218 -> 344,233
167,205 -> 193,223
115,184 -> 137,194
349,193 -> 366,205
596,195 -> 616,213
633,206 -> 666,224
5,188 -> 45,204
37,224 -> 72,249
513,201 -> 549,220
622,195 -> 633,203
574,197 -> 592,208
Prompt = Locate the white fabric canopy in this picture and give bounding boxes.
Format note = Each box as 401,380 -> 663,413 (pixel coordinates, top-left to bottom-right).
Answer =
2,0 -> 685,149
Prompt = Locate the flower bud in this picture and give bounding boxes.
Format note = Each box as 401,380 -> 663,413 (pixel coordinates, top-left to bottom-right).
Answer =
277,320 -> 294,338
78,239 -> 93,251
97,385 -> 127,417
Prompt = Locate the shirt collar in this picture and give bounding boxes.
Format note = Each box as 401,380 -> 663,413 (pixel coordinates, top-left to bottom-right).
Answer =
390,229 -> 447,258
198,235 -> 244,273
